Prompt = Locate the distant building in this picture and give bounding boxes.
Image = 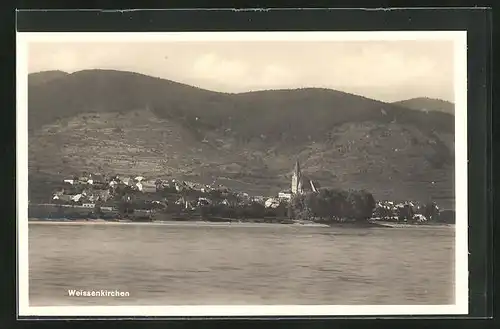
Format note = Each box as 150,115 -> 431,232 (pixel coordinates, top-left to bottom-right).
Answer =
135,182 -> 143,191
140,180 -> 157,193
278,190 -> 293,200
117,176 -> 132,186
53,194 -> 72,202
291,160 -> 303,194
71,194 -> 83,202
90,174 -> 106,184
77,175 -> 89,183
265,198 -> 281,209
291,160 -> 319,196
251,196 -> 265,203
197,197 -> 212,206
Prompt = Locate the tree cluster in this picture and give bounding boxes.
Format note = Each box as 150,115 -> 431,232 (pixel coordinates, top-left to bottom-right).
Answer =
289,189 -> 376,222
199,202 -> 268,219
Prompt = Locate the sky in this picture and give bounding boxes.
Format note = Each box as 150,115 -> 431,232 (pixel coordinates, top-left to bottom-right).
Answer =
28,40 -> 455,103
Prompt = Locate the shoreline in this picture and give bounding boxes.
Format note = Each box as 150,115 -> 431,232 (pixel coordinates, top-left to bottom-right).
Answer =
28,219 -> 330,228
27,218 -> 453,229
371,222 -> 455,228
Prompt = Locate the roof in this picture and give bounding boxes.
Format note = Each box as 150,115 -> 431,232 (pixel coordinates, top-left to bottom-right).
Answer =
294,160 -> 301,173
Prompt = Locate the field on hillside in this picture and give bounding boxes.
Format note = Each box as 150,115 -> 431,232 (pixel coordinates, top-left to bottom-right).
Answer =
29,110 -> 454,207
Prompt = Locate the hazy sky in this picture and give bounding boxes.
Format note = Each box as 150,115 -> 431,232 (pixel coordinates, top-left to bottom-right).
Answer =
28,40 -> 455,102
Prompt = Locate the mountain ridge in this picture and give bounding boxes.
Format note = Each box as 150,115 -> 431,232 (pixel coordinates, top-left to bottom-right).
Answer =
28,70 -> 69,86
393,97 -> 455,114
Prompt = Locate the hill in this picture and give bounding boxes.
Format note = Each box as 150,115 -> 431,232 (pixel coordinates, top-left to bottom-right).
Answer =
393,97 -> 455,115
28,70 -> 69,86
27,69 -> 456,208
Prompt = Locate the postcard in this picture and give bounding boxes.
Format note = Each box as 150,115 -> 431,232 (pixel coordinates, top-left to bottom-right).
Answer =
16,31 -> 468,317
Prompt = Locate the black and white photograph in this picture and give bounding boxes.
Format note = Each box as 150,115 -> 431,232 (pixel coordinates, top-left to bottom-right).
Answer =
17,31 -> 468,317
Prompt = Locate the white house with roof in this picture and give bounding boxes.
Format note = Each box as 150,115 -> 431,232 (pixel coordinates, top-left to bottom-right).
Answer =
265,198 -> 281,209
71,194 -> 83,202
140,179 -> 157,193
278,190 -> 293,200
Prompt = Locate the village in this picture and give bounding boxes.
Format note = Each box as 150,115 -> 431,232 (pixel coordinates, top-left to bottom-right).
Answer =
28,162 -> 455,225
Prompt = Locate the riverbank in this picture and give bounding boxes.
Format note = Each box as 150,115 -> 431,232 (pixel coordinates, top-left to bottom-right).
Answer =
28,219 -> 331,228
371,221 -> 455,228
27,218 -> 453,229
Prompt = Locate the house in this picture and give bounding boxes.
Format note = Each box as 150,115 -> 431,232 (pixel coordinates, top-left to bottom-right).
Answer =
174,181 -> 188,192
278,190 -> 293,200
133,181 -> 153,193
413,214 -> 427,222
77,174 -> 89,183
53,189 -> 65,197
175,197 -> 195,210
71,194 -> 83,202
184,181 -> 204,191
53,194 -> 72,202
63,179 -> 75,185
197,197 -> 212,206
140,179 -> 157,193
87,174 -> 106,186
83,189 -> 110,202
265,198 -> 281,209
87,194 -> 98,202
251,196 -> 265,203
135,182 -> 143,192
115,175 -> 132,186
154,179 -> 165,190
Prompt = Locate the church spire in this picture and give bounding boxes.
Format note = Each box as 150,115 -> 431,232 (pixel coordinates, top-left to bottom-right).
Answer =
294,159 -> 301,176
291,159 -> 302,195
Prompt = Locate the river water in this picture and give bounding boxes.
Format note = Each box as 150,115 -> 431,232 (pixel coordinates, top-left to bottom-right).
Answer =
28,222 -> 455,306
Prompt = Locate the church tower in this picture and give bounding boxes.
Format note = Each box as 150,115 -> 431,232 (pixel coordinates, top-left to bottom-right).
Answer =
291,160 -> 303,194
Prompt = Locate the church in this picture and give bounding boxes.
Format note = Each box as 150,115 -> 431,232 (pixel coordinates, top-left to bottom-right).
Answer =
278,160 -> 319,200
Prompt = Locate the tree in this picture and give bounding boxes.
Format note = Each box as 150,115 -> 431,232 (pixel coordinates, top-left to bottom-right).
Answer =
289,188 -> 376,223
208,189 -> 224,203
154,179 -> 164,191
397,204 -> 414,222
247,202 -> 265,218
422,202 -> 440,221
117,200 -> 134,217
289,193 -> 309,220
355,190 -> 376,220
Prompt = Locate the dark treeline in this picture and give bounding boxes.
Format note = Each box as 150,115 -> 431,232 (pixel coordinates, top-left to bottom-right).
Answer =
289,189 -> 376,223
198,202 -> 288,220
